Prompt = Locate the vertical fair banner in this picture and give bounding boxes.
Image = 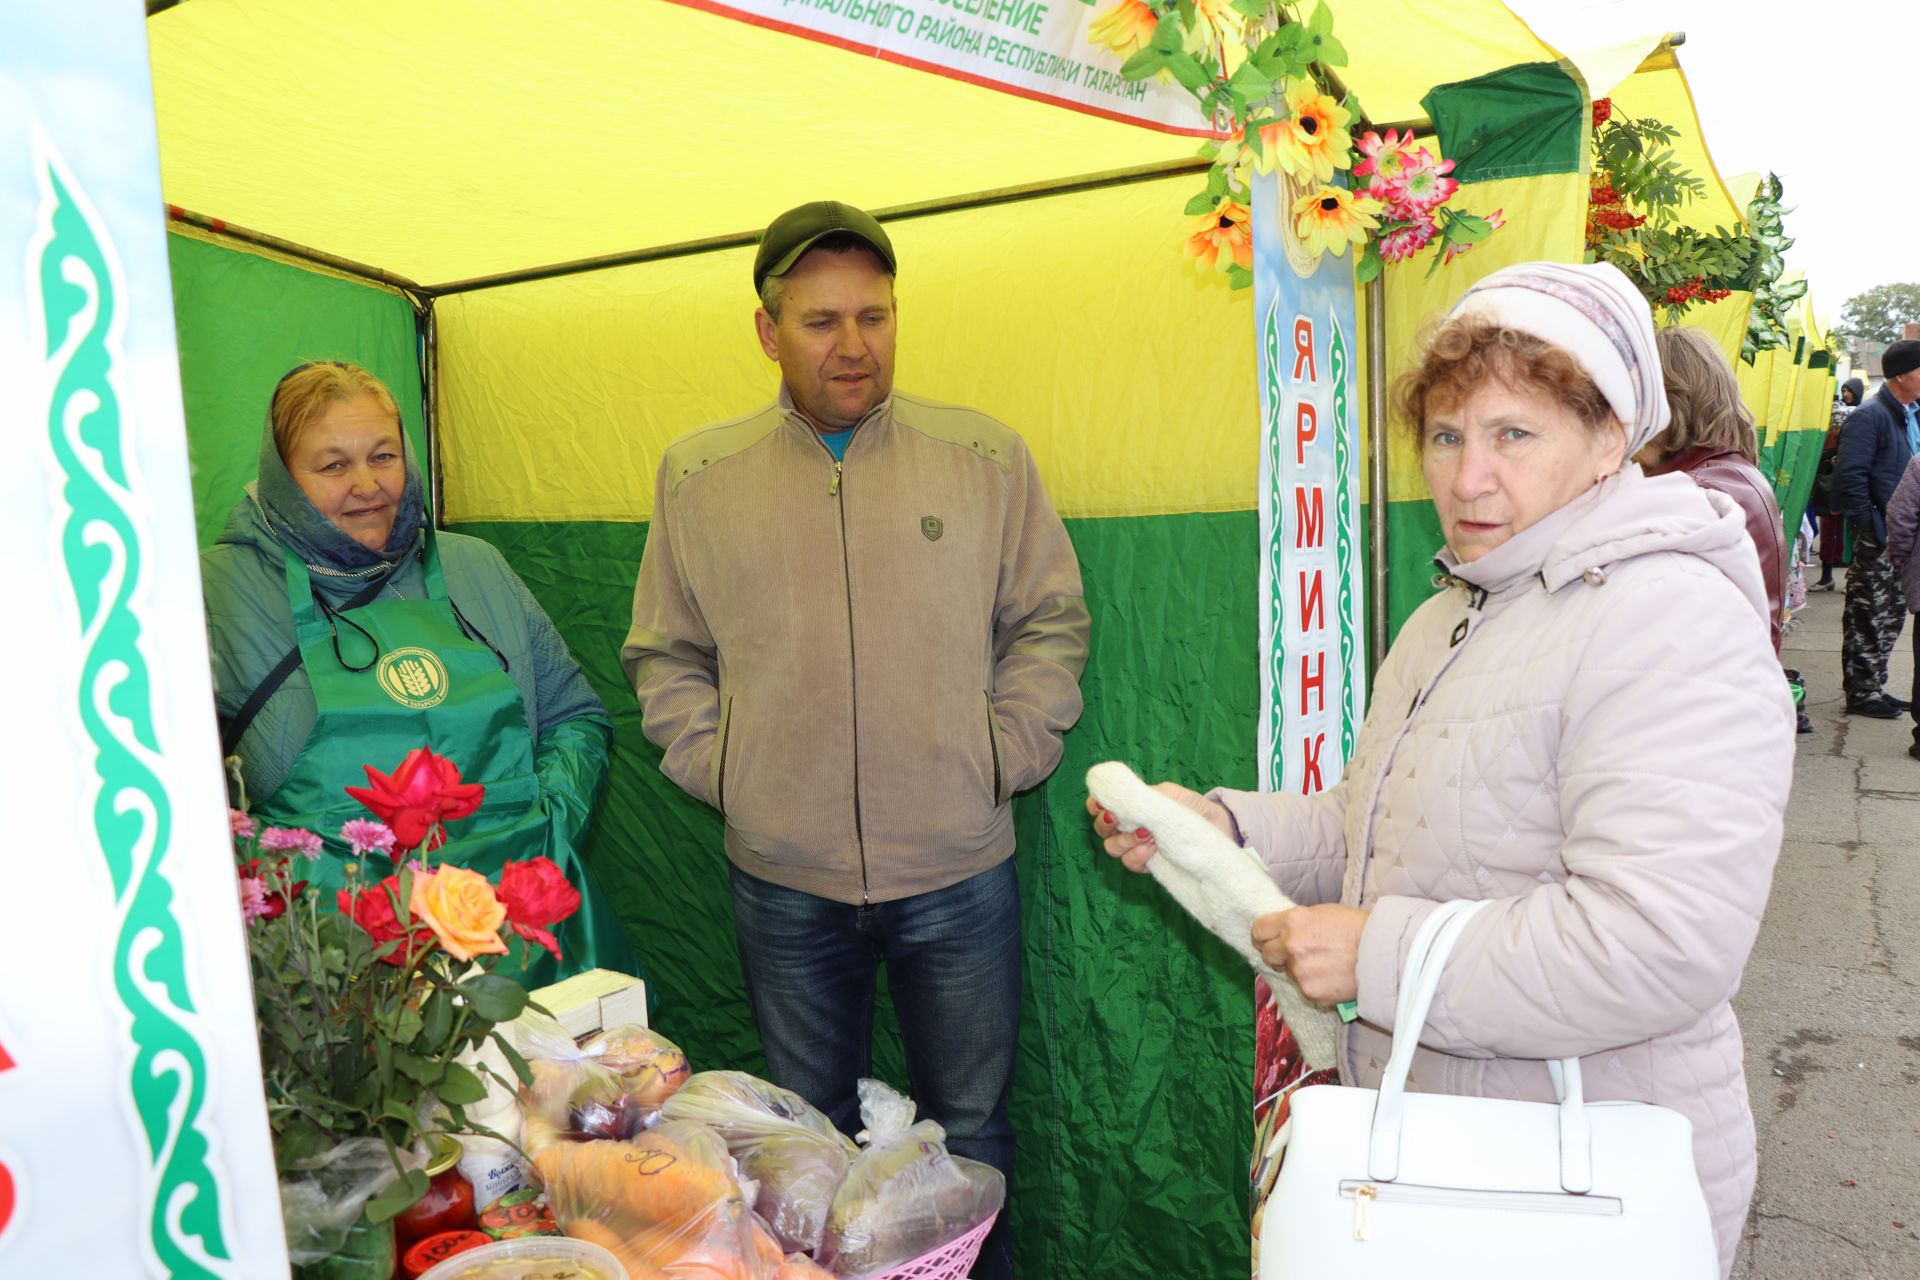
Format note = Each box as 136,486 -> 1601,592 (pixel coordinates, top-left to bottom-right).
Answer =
0,5 -> 287,1276
1246,172 -> 1365,1276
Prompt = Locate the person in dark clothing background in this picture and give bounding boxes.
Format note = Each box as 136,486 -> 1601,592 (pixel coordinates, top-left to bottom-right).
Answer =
1834,343 -> 1920,717
1814,377 -> 1865,589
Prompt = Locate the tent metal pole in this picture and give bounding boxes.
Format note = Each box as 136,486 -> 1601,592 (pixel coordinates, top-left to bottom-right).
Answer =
427,156 -> 1214,297
166,205 -> 427,300
421,301 -> 444,529
1365,271 -> 1389,680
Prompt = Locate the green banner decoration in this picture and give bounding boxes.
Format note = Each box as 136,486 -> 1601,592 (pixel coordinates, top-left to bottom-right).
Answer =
33,145 -> 232,1278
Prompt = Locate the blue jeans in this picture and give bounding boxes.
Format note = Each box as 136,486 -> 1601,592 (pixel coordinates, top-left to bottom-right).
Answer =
728,858 -> 1020,1280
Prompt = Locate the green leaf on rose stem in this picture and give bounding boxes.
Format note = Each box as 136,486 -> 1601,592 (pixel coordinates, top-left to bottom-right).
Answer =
1227,264 -> 1254,290
419,989 -> 454,1048
435,1060 -> 489,1106
1119,48 -> 1169,82
394,1004 -> 424,1046
1184,190 -> 1217,216
364,1169 -> 430,1225
490,1030 -> 535,1087
379,1097 -> 418,1128
456,974 -> 530,1024
395,1050 -> 446,1085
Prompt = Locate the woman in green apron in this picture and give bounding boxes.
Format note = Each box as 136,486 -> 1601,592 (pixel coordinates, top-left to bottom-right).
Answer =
200,360 -> 636,984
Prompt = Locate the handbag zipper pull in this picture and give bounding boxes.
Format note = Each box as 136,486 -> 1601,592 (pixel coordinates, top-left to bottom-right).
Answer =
1353,1183 -> 1376,1242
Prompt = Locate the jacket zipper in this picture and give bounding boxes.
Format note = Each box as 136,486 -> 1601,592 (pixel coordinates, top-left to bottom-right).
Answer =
714,695 -> 734,813
824,450 -> 870,903
984,691 -> 1003,806
1340,1179 -> 1622,1241
1342,580 -> 1484,1081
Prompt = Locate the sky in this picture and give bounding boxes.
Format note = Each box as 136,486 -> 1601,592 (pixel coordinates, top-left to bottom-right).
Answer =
1507,0 -> 1914,327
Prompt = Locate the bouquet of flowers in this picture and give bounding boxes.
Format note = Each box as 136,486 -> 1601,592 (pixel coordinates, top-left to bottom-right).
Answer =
233,747 -> 580,1264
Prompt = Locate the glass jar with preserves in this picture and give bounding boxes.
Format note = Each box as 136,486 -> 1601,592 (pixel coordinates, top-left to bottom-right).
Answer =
393,1135 -> 478,1253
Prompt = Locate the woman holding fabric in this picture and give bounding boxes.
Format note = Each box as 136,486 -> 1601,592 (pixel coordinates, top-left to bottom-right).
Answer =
201,360 -> 635,980
1089,263 -> 1791,1275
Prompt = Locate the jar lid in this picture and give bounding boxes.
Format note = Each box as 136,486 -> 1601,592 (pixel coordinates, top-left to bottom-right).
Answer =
403,1229 -> 490,1279
424,1132 -> 464,1178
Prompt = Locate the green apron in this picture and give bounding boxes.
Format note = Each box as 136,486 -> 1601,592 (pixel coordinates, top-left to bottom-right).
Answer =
255,530 -> 635,986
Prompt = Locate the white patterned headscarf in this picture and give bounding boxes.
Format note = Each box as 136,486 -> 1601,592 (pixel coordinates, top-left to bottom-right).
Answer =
1449,261 -> 1670,457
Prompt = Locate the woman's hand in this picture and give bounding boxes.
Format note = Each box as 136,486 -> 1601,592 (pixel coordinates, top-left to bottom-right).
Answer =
1251,904 -> 1371,1005
1085,783 -> 1235,873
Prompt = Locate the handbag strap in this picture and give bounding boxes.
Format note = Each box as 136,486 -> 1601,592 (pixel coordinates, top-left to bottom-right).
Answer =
1366,900 -> 1594,1194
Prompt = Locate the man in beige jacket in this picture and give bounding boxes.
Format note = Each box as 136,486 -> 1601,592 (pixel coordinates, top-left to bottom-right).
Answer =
622,201 -> 1088,1280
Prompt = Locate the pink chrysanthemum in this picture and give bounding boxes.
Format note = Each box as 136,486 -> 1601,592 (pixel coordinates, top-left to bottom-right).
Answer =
230,809 -> 257,839
340,818 -> 397,859
239,876 -> 271,922
259,826 -> 324,859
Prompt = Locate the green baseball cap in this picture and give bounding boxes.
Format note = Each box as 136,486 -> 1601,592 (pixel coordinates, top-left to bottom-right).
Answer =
753,200 -> 897,293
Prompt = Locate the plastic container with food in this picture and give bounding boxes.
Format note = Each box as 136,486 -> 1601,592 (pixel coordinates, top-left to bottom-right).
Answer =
413,1235 -> 627,1280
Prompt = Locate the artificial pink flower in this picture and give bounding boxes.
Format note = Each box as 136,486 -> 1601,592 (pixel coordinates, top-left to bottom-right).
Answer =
340,818 -> 397,859
259,826 -> 324,859
239,876 -> 271,922
1394,149 -> 1459,215
1378,214 -> 1439,264
230,809 -> 257,839
1352,128 -> 1415,196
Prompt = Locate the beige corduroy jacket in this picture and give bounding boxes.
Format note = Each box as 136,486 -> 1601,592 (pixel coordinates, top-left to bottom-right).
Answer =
622,389 -> 1089,905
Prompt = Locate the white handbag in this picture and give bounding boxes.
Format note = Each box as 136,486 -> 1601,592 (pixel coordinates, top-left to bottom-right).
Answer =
1259,899 -> 1721,1278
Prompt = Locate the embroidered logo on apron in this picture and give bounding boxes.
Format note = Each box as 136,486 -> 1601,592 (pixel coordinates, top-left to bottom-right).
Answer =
921,516 -> 943,541
376,646 -> 450,709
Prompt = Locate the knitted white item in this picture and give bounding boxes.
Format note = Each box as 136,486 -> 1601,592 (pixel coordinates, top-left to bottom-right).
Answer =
1086,762 -> 1342,1071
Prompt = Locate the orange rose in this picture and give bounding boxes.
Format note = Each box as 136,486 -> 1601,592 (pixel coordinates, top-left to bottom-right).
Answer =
409,865 -> 508,962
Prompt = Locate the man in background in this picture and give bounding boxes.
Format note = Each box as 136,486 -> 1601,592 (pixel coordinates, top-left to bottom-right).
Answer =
1835,341 -> 1920,717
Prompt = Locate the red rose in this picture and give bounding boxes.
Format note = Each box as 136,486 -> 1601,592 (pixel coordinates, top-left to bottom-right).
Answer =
338,875 -> 435,966
240,857 -> 307,920
494,857 -> 582,961
344,748 -> 486,854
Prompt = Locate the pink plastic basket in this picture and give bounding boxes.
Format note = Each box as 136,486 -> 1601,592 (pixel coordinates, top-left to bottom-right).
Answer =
869,1211 -> 998,1280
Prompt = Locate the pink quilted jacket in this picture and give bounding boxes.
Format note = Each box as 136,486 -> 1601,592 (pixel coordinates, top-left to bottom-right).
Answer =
1217,467 -> 1795,1275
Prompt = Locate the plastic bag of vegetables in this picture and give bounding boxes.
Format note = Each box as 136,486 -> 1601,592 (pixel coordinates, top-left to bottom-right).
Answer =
658,1070 -> 858,1253
515,1012 -> 692,1157
815,1081 -> 1004,1277
535,1119 -> 780,1280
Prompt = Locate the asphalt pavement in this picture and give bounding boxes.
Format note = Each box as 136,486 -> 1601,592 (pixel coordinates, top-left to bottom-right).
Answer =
1732,569 -> 1920,1277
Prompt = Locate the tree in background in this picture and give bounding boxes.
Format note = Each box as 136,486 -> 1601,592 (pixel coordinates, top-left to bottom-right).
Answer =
1830,283 -> 1920,348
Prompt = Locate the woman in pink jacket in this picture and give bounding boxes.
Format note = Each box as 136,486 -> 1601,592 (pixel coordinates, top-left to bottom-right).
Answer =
1092,262 -> 1793,1275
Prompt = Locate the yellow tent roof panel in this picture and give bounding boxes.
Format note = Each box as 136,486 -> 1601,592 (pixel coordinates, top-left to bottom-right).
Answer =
148,0 -> 1563,286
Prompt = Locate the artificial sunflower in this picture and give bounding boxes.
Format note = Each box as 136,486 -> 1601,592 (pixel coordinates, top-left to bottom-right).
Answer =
1261,82 -> 1354,184
1087,0 -> 1156,58
1290,186 -> 1381,260
1187,199 -> 1253,273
